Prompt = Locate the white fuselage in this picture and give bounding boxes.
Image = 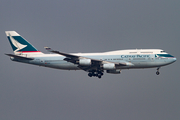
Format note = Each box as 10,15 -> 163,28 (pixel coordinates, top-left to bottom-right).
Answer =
11,49 -> 176,71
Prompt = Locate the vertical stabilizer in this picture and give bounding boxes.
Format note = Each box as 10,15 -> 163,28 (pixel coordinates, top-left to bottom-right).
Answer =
5,31 -> 43,54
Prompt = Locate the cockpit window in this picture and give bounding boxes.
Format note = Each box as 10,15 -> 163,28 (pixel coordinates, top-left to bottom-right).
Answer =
161,51 -> 166,53
157,54 -> 174,57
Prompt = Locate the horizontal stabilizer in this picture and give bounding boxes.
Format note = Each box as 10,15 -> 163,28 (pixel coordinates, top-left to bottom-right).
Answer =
5,54 -> 34,60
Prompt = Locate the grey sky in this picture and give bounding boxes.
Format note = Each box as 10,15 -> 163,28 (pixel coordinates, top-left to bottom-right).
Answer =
0,0 -> 180,120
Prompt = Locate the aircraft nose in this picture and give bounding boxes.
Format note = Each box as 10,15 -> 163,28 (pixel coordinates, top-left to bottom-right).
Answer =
173,57 -> 177,62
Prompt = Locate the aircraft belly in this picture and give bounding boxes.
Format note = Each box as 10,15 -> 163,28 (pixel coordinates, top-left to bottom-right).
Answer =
25,59 -> 79,70
9,54 -> 175,71
44,62 -> 79,70
129,60 -> 171,69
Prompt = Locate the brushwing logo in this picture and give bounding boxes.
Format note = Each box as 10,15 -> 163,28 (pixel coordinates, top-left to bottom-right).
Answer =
9,34 -> 27,52
155,54 -> 159,58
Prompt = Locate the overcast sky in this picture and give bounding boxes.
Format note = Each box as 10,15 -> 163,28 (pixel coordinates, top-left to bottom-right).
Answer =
0,0 -> 180,120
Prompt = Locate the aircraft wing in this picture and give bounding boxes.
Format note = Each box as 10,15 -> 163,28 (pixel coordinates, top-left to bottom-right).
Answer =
45,47 -> 133,71
45,47 -> 85,59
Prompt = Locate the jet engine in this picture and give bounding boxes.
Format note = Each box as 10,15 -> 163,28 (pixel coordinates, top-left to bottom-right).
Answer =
103,63 -> 116,70
79,59 -> 91,66
106,69 -> 121,74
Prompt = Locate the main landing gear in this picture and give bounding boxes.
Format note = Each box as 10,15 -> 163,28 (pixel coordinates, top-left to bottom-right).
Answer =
88,70 -> 104,79
156,67 -> 160,75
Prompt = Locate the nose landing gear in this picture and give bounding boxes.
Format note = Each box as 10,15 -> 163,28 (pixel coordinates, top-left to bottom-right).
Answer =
156,67 -> 160,75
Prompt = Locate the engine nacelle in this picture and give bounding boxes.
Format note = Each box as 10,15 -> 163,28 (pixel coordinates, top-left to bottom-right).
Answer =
79,59 -> 91,66
107,69 -> 121,74
103,63 -> 116,70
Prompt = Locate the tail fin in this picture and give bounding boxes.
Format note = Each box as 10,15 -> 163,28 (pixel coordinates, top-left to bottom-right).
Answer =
5,31 -> 43,54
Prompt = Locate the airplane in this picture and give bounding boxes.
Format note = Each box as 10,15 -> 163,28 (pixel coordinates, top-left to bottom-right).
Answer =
5,31 -> 177,78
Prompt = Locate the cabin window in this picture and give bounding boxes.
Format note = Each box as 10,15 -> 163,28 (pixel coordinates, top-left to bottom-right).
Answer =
141,52 -> 153,53
129,52 -> 137,54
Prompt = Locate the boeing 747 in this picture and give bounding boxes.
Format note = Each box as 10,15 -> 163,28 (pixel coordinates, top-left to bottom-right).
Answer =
5,31 -> 177,78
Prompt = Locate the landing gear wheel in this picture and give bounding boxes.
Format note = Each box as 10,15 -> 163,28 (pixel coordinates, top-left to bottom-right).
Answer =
88,70 -> 104,78
88,73 -> 92,77
98,75 -> 102,79
156,71 -> 160,75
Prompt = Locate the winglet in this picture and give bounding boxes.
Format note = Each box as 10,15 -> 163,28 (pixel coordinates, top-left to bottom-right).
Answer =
44,47 -> 52,52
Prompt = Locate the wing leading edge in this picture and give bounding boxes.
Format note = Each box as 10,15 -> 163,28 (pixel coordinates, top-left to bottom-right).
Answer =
45,47 -> 134,71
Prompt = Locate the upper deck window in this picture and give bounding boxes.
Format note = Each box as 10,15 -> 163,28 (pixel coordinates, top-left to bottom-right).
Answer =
129,52 -> 137,54
141,52 -> 153,53
161,51 -> 166,53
